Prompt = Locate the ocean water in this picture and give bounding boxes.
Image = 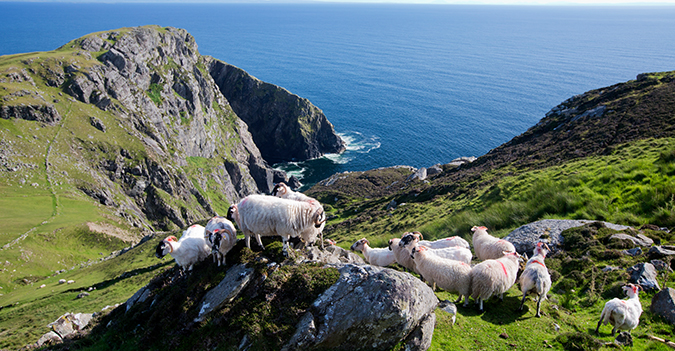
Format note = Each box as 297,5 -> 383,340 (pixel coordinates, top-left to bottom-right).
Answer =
2,3 -> 675,187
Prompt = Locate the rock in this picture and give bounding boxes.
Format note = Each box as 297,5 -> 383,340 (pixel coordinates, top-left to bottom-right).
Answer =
126,285 -> 151,312
282,264 -> 438,351
406,168 -> 427,181
626,263 -> 660,291
0,104 -> 61,125
651,260 -> 673,272
426,164 -> 443,176
648,246 -> 675,260
287,176 -> 302,190
194,264 -> 255,322
651,288 -> 675,325
609,233 -> 653,247
622,247 -> 642,257
402,312 -> 435,351
89,116 -> 106,132
386,199 -> 398,211
76,292 -> 90,299
447,156 -> 476,167
304,245 -> 365,265
437,300 -> 457,325
602,266 -> 620,272
46,312 -> 94,341
500,333 -> 509,339
505,219 -> 631,256
35,331 -> 62,347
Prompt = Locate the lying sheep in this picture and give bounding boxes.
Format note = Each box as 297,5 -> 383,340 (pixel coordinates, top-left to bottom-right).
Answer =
471,226 -> 516,260
400,233 -> 472,264
470,251 -> 522,312
411,245 -> 472,306
388,237 -> 418,273
204,216 -> 237,266
227,194 -> 326,255
595,283 -> 643,336
409,231 -> 470,250
519,242 -> 552,317
155,224 -> 211,272
350,238 -> 396,267
272,182 -> 325,248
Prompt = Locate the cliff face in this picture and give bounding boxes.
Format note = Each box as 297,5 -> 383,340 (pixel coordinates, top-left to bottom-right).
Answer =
208,59 -> 346,164
0,25 -> 343,231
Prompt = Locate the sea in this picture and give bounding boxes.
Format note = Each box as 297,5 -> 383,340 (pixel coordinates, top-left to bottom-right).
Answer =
1,3 -> 675,188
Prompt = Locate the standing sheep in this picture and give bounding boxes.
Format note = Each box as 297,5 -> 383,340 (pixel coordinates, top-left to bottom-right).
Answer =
388,237 -> 418,273
471,226 -> 516,261
350,238 -> 396,267
400,233 -> 472,264
595,283 -> 643,336
519,242 -> 552,317
204,216 -> 237,267
409,231 -> 471,250
470,251 -> 522,312
271,182 -> 326,248
411,245 -> 472,306
155,224 -> 211,272
226,194 -> 326,255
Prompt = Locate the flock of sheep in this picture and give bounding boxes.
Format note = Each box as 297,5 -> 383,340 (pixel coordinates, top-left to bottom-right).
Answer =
154,183 -> 643,337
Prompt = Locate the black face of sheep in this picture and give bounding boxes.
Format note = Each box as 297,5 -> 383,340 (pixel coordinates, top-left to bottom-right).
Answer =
226,205 -> 236,221
399,233 -> 416,247
155,241 -> 168,258
271,183 -> 282,196
210,230 -> 223,252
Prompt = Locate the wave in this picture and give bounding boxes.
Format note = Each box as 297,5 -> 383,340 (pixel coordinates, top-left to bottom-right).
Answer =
339,131 -> 381,154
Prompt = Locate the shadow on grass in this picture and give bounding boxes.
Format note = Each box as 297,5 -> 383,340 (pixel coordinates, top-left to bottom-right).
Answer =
456,295 -> 528,325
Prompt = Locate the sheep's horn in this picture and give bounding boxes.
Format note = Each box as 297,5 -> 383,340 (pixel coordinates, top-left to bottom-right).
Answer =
314,208 -> 327,228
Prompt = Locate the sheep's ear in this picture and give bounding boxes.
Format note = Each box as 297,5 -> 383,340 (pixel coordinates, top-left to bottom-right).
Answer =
471,226 -> 477,232
167,235 -> 178,242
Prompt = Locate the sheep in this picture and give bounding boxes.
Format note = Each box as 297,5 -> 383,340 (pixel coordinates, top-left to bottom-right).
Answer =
471,226 -> 516,260
400,232 -> 472,264
204,216 -> 237,266
518,242 -> 552,317
470,251 -> 522,311
226,194 -> 326,255
595,283 -> 643,336
409,231 -> 470,250
388,237 -> 418,273
155,224 -> 211,272
271,182 -> 326,248
411,245 -> 472,306
350,238 -> 396,267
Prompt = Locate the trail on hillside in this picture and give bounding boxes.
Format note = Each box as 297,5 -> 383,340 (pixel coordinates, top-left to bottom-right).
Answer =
2,102 -> 70,250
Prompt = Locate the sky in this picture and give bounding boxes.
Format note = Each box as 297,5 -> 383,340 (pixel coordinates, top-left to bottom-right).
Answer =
1,0 -> 674,4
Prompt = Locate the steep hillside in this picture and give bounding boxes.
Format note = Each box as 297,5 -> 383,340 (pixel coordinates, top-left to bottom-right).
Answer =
0,26 -> 343,296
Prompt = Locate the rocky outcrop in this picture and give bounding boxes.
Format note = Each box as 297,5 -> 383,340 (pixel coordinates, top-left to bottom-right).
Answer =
0,104 -> 61,125
208,58 -> 346,164
651,288 -> 675,325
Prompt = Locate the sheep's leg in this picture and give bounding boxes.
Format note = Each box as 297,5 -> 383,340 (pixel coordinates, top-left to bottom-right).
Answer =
519,293 -> 527,311
462,296 -> 469,307
535,294 -> 543,318
499,293 -> 504,301
478,298 -> 484,312
256,234 -> 265,249
245,232 -> 252,249
454,295 -> 463,304
611,326 -> 617,337
595,319 -> 603,335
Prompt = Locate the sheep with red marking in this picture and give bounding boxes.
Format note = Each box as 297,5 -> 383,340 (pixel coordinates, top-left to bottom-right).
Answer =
595,283 -> 643,336
400,232 -> 472,264
271,182 -> 326,248
350,238 -> 396,267
204,216 -> 237,266
226,194 -> 326,255
519,242 -> 552,317
470,251 -> 522,311
471,226 -> 516,260
411,245 -> 472,306
155,224 -> 211,272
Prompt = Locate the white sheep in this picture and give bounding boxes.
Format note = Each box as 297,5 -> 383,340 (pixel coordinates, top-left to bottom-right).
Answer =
400,233 -> 472,264
470,251 -> 522,311
155,224 -> 211,272
595,283 -> 643,336
388,237 -> 418,273
411,245 -> 472,306
518,242 -> 552,317
409,231 -> 471,250
350,238 -> 396,267
204,216 -> 237,266
471,226 -> 516,260
271,182 -> 326,248
226,194 -> 326,255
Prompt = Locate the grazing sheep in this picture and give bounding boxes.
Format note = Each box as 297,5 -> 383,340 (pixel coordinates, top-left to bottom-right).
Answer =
411,245 -> 472,306
519,242 -> 552,317
388,237 -> 418,273
595,283 -> 643,336
204,216 -> 237,266
350,238 -> 396,267
470,251 -> 522,311
226,194 -> 326,255
471,226 -> 516,260
400,233 -> 472,264
271,182 -> 326,248
409,231 -> 471,250
155,224 -> 211,272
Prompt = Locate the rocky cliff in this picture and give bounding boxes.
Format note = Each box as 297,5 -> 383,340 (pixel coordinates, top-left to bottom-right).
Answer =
0,25 -> 343,231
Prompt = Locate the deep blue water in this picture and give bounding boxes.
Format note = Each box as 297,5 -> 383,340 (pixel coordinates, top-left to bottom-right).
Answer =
2,3 -> 675,186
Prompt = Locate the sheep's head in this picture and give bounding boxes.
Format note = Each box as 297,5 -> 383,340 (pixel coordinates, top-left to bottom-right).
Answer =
209,229 -> 223,252
411,245 -> 428,259
534,242 -> 551,258
271,182 -> 289,197
471,226 -> 488,232
350,238 -> 367,251
503,251 -> 523,262
623,283 -> 641,297
155,236 -> 177,258
399,233 -> 417,248
388,238 -> 400,251
226,204 -> 238,222
313,207 -> 327,228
